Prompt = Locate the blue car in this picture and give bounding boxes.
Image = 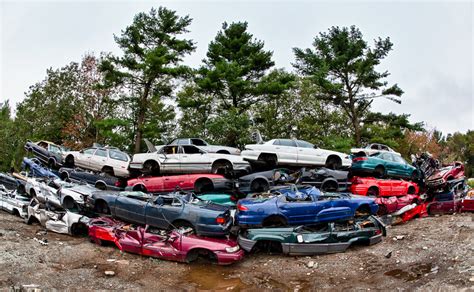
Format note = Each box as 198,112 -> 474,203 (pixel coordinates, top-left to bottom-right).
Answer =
235,186 -> 378,228
85,191 -> 233,237
21,157 -> 58,179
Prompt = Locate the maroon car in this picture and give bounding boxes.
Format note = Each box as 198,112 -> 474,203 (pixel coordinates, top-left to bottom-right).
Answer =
88,217 -> 244,265
426,162 -> 464,190
127,174 -> 234,193
375,194 -> 421,215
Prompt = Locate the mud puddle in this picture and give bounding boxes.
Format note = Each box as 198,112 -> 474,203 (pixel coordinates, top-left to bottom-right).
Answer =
384,263 -> 433,281
183,264 -> 250,291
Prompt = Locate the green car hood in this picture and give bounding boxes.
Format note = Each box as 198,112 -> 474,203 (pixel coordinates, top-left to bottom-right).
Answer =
197,193 -> 236,206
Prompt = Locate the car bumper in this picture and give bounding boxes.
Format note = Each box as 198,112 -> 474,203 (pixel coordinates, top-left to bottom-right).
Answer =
233,163 -> 252,174
129,162 -> 144,170
215,250 -> 245,265
237,235 -> 257,252
240,150 -> 260,162
426,178 -> 445,188
211,178 -> 236,191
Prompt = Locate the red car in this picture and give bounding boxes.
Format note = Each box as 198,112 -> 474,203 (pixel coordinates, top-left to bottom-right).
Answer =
426,162 -> 464,190
127,174 -> 234,193
461,190 -> 474,212
350,177 -> 419,197
391,203 -> 428,225
375,194 -> 421,215
88,217 -> 244,265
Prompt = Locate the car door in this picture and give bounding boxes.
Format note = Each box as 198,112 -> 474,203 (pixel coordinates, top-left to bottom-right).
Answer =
163,175 -> 191,192
141,227 -> 178,260
319,195 -> 354,221
114,195 -> 147,224
90,148 -> 108,172
159,146 -> 182,174
180,145 -> 211,173
274,139 -> 298,164
380,153 -> 398,176
296,140 -> 323,166
76,148 -> 96,169
378,179 -> 394,196
145,196 -> 184,228
276,195 -> 320,225
388,180 -> 405,196
140,177 -> 164,193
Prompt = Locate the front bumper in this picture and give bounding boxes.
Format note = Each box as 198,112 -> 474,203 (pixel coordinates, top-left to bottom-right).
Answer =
215,250 -> 245,265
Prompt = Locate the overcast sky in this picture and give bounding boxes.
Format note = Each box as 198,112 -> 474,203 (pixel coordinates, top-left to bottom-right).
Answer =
1,0 -> 472,135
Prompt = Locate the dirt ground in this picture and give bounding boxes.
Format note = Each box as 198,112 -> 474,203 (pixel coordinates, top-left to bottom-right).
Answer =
0,211 -> 473,291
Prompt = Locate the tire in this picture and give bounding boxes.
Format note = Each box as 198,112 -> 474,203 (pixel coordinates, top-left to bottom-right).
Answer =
374,166 -> 385,178
325,156 -> 342,170
60,172 -> 69,181
250,179 -> 269,192
211,160 -> 233,174
95,182 -> 107,191
143,160 -> 160,176
367,187 -> 379,197
94,201 -> 110,215
101,166 -> 114,176
321,180 -> 338,192
258,154 -> 277,168
65,155 -> 75,168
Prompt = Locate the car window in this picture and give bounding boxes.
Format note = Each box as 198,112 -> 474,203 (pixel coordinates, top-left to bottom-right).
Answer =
83,148 -> 96,155
94,149 -> 108,157
191,139 -> 207,146
177,139 -> 188,145
392,155 -> 406,164
296,140 -> 314,148
380,145 -> 389,151
370,144 -> 379,150
381,153 -> 393,161
436,193 -> 454,201
49,144 -> 61,154
109,150 -> 128,161
279,139 -> 297,147
182,145 -> 203,154
273,140 -> 280,145
160,146 -> 180,155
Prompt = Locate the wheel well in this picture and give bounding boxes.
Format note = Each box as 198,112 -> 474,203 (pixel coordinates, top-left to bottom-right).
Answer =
144,159 -> 159,168
326,155 -> 341,164
257,153 -> 277,161
132,184 -> 147,192
70,223 -> 88,236
321,179 -> 338,191
194,178 -> 214,193
262,215 -> 287,227
94,199 -> 110,214
356,204 -> 371,216
30,188 -> 36,197
185,248 -> 217,264
48,157 -> 56,164
101,166 -> 114,174
251,178 -> 269,192
60,171 -> 69,181
407,186 -> 416,194
66,155 -> 74,162
12,209 -> 20,216
252,240 -> 283,254
27,215 -> 40,225
95,181 -> 107,190
367,186 -> 379,195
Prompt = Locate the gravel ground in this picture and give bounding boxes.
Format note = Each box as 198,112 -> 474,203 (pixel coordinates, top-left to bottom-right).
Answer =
0,211 -> 473,291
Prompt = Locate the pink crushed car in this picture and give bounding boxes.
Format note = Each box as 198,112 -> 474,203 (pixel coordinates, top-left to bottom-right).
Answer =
375,194 -> 421,215
88,217 -> 244,265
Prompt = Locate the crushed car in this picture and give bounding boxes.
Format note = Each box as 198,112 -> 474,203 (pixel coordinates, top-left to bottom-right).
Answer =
21,157 -> 58,179
426,178 -> 467,215
235,185 -> 379,228
298,168 -> 350,192
25,198 -> 89,235
24,140 -> 65,169
238,216 -> 386,256
350,177 -> 419,197
425,162 -> 465,191
0,185 -> 30,218
374,194 -> 421,215
127,173 -> 235,194
59,167 -> 126,190
237,168 -> 297,193
85,191 -> 233,237
88,217 -> 244,265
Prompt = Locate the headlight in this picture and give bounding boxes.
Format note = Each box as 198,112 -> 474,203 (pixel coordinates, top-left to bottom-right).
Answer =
225,245 -> 240,253
296,234 -> 304,243
79,216 -> 90,224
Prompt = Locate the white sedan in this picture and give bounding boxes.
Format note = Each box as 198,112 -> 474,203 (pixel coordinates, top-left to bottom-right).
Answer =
241,139 -> 351,169
130,144 -> 251,175
350,143 -> 401,157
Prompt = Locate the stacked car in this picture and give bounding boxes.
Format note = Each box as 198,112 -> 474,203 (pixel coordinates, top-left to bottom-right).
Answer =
0,137 -> 471,266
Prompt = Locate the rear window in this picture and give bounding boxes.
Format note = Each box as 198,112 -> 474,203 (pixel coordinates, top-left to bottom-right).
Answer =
191,139 -> 207,146
109,150 -> 128,162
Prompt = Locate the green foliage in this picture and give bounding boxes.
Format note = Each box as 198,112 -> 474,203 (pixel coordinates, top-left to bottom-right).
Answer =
0,102 -> 17,171
443,131 -> 474,177
101,7 -> 195,153
293,25 -> 403,145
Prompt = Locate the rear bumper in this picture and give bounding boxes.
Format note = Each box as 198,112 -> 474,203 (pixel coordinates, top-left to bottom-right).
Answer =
196,219 -> 232,237
129,162 -> 144,170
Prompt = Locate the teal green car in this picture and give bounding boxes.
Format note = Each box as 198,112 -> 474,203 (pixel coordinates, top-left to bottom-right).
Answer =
351,152 -> 419,180
238,216 -> 386,255
197,193 -> 237,206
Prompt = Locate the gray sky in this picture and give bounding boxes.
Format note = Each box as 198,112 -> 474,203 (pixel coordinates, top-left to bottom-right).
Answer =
1,0 -> 473,135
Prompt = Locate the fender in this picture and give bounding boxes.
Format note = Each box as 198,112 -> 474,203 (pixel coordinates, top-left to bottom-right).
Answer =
316,207 -> 352,221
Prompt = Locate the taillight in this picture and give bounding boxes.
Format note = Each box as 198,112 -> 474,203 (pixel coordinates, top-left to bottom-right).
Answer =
216,217 -> 226,224
353,157 -> 368,162
237,204 -> 248,211
375,229 -> 382,235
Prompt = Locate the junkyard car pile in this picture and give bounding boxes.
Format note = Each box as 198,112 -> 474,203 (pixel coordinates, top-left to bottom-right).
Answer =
0,138 -> 471,266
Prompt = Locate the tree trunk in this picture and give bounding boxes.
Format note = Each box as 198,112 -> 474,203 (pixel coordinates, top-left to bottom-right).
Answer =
134,85 -> 150,154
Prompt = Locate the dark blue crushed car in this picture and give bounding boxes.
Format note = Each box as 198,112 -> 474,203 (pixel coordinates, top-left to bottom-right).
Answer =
85,191 -> 233,237
21,157 -> 58,179
59,167 -> 126,191
24,140 -> 65,169
235,185 -> 378,228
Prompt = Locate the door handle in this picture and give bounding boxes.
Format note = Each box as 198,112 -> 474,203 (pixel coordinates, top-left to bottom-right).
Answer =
276,147 -> 280,149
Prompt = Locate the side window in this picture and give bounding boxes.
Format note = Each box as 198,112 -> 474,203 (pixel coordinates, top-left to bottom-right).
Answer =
296,140 -> 314,148
182,145 -> 202,154
381,153 -> 393,161
273,140 -> 280,146
279,139 -> 297,147
38,142 -> 48,149
49,145 -> 61,154
381,145 -> 389,151
191,139 -> 207,146
109,150 -> 129,162
393,155 -> 406,164
178,139 -> 188,145
83,148 -> 96,155
160,146 -> 179,155
371,144 -> 379,150
94,149 -> 108,157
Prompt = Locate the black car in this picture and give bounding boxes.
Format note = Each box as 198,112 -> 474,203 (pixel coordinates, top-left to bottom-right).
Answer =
24,140 -> 65,169
298,168 -> 350,191
237,168 -> 297,193
59,167 -> 126,191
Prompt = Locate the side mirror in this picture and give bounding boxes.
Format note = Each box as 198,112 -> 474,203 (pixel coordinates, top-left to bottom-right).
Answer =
154,197 -> 164,205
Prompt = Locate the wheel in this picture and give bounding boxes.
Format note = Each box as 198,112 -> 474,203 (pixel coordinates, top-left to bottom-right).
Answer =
95,182 -> 107,191
367,187 -> 379,197
63,197 -> 79,212
325,156 -> 342,170
211,161 -> 233,174
321,181 -> 338,192
94,201 -> 110,214
250,179 -> 269,192
407,186 -> 416,195
143,160 -> 159,176
374,166 -> 385,178
65,155 -> 75,168
194,179 -> 213,193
